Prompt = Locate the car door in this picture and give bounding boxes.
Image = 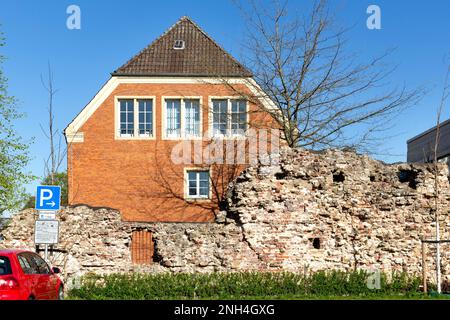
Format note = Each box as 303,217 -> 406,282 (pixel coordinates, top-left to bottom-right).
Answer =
17,253 -> 39,299
28,253 -> 54,299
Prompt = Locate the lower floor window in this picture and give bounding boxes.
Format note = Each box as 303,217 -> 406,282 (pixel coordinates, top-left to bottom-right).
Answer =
186,170 -> 210,199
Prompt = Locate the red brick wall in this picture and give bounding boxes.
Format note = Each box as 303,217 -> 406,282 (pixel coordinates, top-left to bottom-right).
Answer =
67,82 -> 278,222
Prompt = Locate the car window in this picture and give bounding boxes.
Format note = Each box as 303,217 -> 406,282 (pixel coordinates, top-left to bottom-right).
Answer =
0,256 -> 12,275
17,254 -> 36,274
29,254 -> 51,275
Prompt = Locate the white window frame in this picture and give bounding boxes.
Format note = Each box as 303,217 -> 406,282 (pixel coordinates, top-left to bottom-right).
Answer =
115,96 -> 156,140
184,167 -> 212,200
162,96 -> 203,140
208,97 -> 249,139
137,99 -> 155,137
118,98 -> 135,138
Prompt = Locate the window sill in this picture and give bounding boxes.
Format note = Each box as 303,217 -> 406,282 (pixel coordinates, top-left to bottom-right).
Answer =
115,135 -> 156,140
209,134 -> 248,140
163,135 -> 203,141
185,197 -> 211,202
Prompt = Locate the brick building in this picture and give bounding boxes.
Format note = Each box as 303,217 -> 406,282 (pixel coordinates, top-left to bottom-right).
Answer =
407,118 -> 450,170
64,17 -> 278,226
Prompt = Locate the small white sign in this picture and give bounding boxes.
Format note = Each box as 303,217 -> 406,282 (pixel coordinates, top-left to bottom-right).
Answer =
35,220 -> 59,245
38,212 -> 56,220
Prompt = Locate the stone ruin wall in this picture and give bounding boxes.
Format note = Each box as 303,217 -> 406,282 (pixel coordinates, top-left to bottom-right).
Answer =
1,148 -> 449,285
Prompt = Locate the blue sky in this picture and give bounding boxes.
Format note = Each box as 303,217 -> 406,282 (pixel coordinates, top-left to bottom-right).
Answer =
0,0 -> 449,196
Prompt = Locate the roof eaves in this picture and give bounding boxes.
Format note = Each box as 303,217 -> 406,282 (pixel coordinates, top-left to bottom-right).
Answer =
407,118 -> 450,144
110,72 -> 253,77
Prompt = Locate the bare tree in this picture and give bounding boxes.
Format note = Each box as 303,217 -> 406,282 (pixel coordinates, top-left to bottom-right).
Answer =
41,64 -> 66,184
225,0 -> 424,151
432,64 -> 450,293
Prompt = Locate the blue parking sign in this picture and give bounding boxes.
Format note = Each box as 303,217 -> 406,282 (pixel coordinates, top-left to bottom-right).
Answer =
35,185 -> 61,211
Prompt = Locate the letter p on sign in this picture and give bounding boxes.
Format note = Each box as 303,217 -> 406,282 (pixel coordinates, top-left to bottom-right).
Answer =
35,185 -> 61,211
40,190 -> 52,207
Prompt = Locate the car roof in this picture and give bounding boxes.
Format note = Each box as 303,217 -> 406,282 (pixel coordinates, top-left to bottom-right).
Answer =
0,249 -> 34,255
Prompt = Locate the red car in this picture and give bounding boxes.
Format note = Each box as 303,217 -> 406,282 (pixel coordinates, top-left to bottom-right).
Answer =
0,249 -> 64,300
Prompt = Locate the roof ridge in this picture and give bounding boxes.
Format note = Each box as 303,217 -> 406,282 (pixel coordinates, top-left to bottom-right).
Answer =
180,17 -> 251,76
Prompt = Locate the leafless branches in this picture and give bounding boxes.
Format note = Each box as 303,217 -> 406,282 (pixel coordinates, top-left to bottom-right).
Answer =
40,63 -> 66,183
228,0 -> 424,151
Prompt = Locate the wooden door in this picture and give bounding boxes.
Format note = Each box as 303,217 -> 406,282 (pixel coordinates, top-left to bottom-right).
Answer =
131,230 -> 153,265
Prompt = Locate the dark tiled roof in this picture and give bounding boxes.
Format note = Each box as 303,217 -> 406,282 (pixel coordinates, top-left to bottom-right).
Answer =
112,16 -> 252,77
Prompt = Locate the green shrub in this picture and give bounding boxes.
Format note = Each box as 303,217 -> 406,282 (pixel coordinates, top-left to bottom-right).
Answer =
67,270 -> 423,300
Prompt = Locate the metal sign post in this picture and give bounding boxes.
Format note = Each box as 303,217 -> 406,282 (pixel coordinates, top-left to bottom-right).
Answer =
34,185 -> 61,261
44,245 -> 48,261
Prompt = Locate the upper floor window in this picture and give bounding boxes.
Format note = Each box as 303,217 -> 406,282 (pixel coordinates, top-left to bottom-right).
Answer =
120,99 -> 134,136
118,98 -> 154,138
166,99 -> 181,138
185,99 -> 201,136
212,99 -> 228,136
138,100 -> 153,136
164,98 -> 201,139
212,99 -> 247,137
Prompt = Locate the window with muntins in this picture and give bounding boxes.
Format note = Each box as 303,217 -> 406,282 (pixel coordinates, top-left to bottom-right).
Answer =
120,99 -> 134,136
212,99 -> 228,136
164,98 -> 201,138
118,98 -> 154,138
138,99 -> 153,136
212,99 -> 247,136
166,99 -> 181,137
231,100 -> 247,134
185,99 -> 200,136
187,170 -> 210,199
